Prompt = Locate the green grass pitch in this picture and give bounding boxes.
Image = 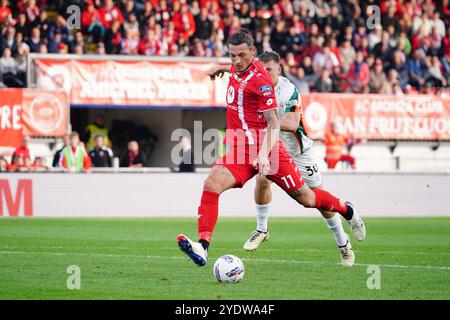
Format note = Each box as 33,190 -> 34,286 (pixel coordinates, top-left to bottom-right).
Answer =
0,217 -> 449,300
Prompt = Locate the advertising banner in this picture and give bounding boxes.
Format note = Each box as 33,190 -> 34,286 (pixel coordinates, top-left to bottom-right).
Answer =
0,89 -> 23,148
302,94 -> 450,140
34,58 -> 228,108
33,58 -> 450,140
0,88 -> 67,146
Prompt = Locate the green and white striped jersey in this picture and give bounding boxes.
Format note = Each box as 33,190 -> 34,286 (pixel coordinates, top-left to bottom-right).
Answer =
275,76 -> 313,156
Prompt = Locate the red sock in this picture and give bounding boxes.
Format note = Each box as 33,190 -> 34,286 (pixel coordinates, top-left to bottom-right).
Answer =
313,189 -> 348,217
198,191 -> 219,243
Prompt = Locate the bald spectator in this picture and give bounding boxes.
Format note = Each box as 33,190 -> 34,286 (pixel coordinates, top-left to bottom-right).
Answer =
120,141 -> 145,168
12,135 -> 31,162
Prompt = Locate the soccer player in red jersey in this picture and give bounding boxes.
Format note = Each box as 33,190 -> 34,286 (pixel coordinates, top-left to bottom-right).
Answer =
176,29 -> 365,267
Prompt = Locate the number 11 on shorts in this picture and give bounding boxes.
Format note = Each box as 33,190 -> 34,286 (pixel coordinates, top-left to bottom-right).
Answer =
281,174 -> 296,189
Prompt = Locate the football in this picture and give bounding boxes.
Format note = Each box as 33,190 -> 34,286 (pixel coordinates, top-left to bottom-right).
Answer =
213,255 -> 245,283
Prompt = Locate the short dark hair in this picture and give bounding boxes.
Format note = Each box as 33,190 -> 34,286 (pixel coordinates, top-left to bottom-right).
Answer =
258,51 -> 281,64
227,28 -> 254,48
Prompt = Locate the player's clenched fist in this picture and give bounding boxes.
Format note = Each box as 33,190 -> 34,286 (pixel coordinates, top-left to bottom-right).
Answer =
207,65 -> 231,80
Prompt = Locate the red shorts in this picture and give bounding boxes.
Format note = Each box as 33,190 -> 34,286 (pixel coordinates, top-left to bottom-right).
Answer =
215,141 -> 305,193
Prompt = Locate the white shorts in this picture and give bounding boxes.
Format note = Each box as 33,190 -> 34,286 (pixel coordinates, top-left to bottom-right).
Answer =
293,149 -> 322,188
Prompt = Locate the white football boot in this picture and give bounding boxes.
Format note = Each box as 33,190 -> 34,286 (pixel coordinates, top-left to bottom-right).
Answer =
176,234 -> 208,266
243,230 -> 270,251
338,235 -> 355,267
345,201 -> 366,241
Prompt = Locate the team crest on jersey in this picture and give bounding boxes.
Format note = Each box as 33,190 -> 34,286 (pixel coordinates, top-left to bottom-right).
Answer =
259,85 -> 272,93
227,86 -> 235,104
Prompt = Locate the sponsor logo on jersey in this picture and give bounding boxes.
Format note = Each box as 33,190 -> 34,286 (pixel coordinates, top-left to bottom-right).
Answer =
266,98 -> 274,106
227,104 -> 238,111
263,92 -> 274,97
227,86 -> 235,104
259,85 -> 272,93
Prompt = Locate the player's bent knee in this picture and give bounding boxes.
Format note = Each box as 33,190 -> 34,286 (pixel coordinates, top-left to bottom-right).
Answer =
290,186 -> 316,208
203,175 -> 222,193
203,166 -> 234,193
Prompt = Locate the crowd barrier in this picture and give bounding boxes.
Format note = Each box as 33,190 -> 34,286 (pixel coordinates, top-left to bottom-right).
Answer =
1,171 -> 449,218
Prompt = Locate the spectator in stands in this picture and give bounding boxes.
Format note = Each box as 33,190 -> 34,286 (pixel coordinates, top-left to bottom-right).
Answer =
98,0 -> 124,30
408,49 -> 428,90
138,29 -> 161,56
120,140 -> 145,168
2,26 -> 17,54
382,69 -> 401,95
170,136 -> 195,173
323,121 -> 358,170
373,31 -> 395,63
346,51 -> 370,93
1,47 -> 24,87
314,69 -> 332,93
32,156 -> 48,172
39,43 -> 48,54
26,27 -> 43,53
96,42 -> 106,55
51,15 -> 70,44
369,59 -> 387,93
0,0 -> 12,24
17,0 -> 46,25
338,40 -> 355,73
173,1 -> 196,41
104,20 -> 122,54
53,133 -> 70,168
388,50 -> 409,89
124,12 -> 140,39
12,135 -> 31,163
194,7 -> 213,41
424,55 -> 447,88
330,66 -> 346,93
33,10 -> 51,41
8,154 -> 30,172
14,14 -> 28,39
89,135 -> 113,168
82,0 -> 104,43
47,31 -> 64,53
85,114 -> 110,151
121,28 -> 139,55
60,132 -> 91,173
14,43 -> 28,86
312,45 -> 339,74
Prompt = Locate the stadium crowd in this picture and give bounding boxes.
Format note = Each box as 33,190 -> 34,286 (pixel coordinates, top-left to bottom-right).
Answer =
0,0 -> 448,94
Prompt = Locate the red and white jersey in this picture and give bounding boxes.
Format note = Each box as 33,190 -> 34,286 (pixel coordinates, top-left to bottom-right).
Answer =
225,59 -> 277,145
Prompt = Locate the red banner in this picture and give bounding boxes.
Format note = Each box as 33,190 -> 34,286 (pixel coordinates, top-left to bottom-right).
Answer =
0,89 -> 23,148
0,89 -> 68,147
33,58 -> 450,140
302,93 -> 450,140
22,89 -> 68,136
35,59 -> 228,107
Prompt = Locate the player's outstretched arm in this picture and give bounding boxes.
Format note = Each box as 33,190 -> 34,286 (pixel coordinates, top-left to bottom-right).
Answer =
208,65 -> 232,80
253,109 -> 280,176
280,112 -> 300,132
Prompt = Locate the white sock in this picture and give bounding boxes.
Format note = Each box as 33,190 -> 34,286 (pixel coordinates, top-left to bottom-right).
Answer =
323,214 -> 348,247
256,204 -> 270,233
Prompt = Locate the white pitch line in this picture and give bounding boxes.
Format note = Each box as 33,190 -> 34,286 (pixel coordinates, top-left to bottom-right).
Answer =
0,250 -> 449,271
1,246 -> 448,257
